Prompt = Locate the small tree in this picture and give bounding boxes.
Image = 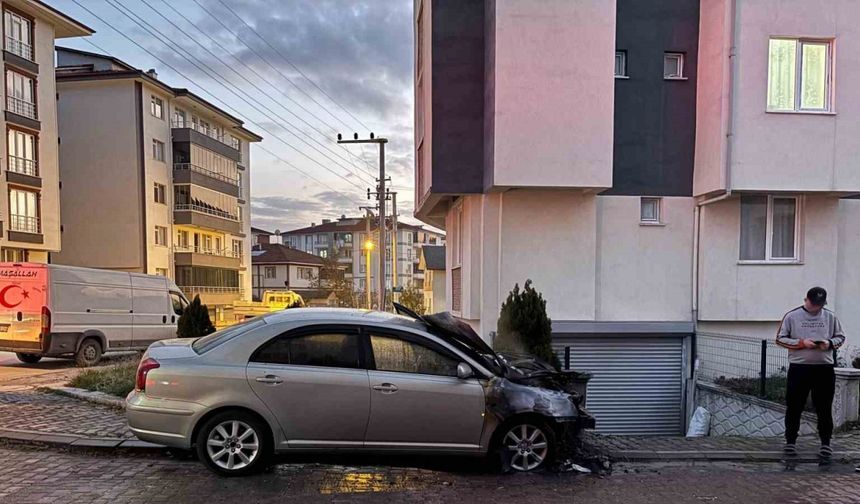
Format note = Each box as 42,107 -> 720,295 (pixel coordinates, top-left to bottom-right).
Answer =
494,280 -> 559,368
310,254 -> 360,308
177,295 -> 216,338
398,282 -> 426,315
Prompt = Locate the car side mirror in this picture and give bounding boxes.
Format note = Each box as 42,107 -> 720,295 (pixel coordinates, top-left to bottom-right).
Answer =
457,362 -> 474,380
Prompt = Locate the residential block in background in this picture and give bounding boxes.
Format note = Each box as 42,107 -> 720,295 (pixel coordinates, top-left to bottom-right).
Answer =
415,0 -> 860,435
51,47 -> 261,322
0,0 -> 91,262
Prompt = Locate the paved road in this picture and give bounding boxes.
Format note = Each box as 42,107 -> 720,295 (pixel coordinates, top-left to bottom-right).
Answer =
1,443 -> 859,504
0,351 -> 76,384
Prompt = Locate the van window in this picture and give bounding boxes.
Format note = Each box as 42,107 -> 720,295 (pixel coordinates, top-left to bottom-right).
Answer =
169,292 -> 187,315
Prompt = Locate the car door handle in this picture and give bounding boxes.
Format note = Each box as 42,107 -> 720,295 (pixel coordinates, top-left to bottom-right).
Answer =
372,383 -> 398,394
255,375 -> 284,385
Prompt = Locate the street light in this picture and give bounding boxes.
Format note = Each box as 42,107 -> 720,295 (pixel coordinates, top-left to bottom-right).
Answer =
363,240 -> 374,309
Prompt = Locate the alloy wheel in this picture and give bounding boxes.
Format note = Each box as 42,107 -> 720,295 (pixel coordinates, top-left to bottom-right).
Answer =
503,423 -> 549,471
206,420 -> 260,471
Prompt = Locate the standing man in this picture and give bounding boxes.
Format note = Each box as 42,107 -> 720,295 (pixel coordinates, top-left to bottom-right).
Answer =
776,287 -> 845,465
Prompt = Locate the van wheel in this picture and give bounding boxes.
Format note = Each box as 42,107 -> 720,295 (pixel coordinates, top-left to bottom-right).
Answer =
74,338 -> 102,367
15,353 -> 42,364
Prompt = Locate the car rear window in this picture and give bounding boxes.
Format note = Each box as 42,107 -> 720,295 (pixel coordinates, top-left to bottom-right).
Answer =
192,318 -> 266,354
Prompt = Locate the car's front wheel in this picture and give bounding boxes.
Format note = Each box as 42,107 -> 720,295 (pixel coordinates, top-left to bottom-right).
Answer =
196,411 -> 270,476
499,420 -> 556,472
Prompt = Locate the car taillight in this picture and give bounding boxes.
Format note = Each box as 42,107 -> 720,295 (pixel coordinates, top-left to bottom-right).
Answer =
135,358 -> 160,392
40,306 -> 51,336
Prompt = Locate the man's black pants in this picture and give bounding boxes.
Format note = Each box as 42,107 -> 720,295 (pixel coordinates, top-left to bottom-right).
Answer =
785,363 -> 835,445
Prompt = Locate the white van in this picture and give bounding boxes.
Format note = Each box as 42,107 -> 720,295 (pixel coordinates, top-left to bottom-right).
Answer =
0,263 -> 189,366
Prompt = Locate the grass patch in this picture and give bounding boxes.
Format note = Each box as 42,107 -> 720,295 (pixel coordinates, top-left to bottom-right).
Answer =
69,357 -> 139,398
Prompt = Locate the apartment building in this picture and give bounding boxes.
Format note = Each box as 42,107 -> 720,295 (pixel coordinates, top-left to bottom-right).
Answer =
415,0 -> 860,435
408,225 -> 445,289
52,47 -> 261,319
282,216 -> 421,293
0,1 -> 91,262
250,242 -> 336,304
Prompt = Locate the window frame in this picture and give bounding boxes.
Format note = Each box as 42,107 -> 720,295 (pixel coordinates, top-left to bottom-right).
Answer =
766,37 -> 834,113
153,182 -> 166,204
663,52 -> 686,80
152,139 -> 165,162
264,266 -> 277,279
640,197 -> 663,225
738,194 -> 803,264
249,325 -> 366,370
154,225 -> 168,246
615,50 -> 628,79
150,95 -> 164,119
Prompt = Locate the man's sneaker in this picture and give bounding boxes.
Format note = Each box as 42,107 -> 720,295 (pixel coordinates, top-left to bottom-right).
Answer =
783,443 -> 798,459
819,445 -> 833,465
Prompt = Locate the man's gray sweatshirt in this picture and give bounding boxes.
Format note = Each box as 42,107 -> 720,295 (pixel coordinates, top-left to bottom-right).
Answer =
776,307 -> 846,365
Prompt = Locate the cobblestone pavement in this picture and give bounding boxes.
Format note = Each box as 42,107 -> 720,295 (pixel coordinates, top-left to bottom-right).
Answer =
1,443 -> 860,503
588,431 -> 860,455
0,389 -> 132,438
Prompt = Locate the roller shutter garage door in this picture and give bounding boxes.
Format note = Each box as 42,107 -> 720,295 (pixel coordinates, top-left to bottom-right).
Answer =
554,336 -> 684,435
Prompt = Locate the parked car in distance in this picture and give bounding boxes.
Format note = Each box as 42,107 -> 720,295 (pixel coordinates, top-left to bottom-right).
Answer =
126,305 -> 594,476
0,263 -> 189,366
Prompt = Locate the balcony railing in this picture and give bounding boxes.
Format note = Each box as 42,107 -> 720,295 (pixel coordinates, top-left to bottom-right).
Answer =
8,155 -> 37,177
173,245 -> 242,259
171,119 -> 236,150
9,214 -> 39,234
6,96 -> 36,120
177,285 -> 242,294
5,36 -> 33,61
174,163 -> 238,185
175,203 -> 238,221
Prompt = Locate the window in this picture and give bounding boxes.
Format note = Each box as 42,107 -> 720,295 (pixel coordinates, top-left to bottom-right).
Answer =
615,50 -> 627,78
298,267 -> 314,280
152,139 -> 165,161
2,247 -> 28,262
264,266 -> 276,279
252,333 -> 361,369
319,249 -> 328,259
173,109 -> 187,127
640,197 -> 662,224
230,135 -> 240,150
7,129 -> 36,176
155,268 -> 168,276
4,10 -> 32,61
170,292 -> 187,315
6,70 -> 34,119
740,195 -> 800,262
154,226 -> 168,246
176,229 -> 189,249
203,235 -> 212,252
358,278 -> 366,291
150,96 -> 163,119
232,239 -> 242,258
153,183 -> 166,204
370,334 -> 458,377
663,52 -> 685,79
9,188 -> 38,233
767,38 -> 832,112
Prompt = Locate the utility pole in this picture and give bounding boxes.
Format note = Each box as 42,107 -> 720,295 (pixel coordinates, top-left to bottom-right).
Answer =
359,205 -> 377,310
338,133 -> 389,309
390,192 -> 398,301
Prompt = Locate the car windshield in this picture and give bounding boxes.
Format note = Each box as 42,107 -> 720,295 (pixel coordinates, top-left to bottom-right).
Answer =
192,317 -> 266,354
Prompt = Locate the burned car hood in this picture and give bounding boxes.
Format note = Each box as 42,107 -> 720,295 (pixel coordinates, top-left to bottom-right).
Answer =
497,352 -> 590,402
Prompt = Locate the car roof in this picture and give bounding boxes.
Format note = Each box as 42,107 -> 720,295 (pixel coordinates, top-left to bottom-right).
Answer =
259,307 -> 426,330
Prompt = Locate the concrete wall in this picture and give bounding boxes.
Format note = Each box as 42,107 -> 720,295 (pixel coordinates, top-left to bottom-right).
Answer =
487,0 -> 615,190
54,80 -> 143,270
836,199 -> 860,344
696,0 -> 860,195
698,195 -> 840,321
142,82 -> 173,275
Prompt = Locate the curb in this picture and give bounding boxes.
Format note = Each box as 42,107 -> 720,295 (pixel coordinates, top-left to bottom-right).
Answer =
0,427 -> 165,452
609,450 -> 860,463
39,385 -> 126,410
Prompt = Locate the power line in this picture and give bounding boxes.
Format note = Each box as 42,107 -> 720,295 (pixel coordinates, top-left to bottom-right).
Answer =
210,0 -> 374,132
110,0 -> 374,186
97,0 -> 371,191
72,5 -> 363,207
148,0 -> 377,178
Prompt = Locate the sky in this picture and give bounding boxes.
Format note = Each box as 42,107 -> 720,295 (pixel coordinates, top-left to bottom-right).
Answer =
46,0 -> 417,233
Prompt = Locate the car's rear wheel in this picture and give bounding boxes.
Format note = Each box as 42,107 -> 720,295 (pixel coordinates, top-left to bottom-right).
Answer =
15,353 -> 42,364
500,420 -> 555,472
74,338 -> 102,367
196,411 -> 270,476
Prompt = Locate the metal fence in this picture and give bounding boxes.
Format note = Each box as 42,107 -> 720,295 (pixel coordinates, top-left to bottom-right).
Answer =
697,332 -> 791,396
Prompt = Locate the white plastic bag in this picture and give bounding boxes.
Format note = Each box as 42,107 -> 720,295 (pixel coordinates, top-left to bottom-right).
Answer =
686,406 -> 711,437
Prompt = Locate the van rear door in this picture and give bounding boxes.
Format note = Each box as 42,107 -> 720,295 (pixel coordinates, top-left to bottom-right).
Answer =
0,263 -> 48,353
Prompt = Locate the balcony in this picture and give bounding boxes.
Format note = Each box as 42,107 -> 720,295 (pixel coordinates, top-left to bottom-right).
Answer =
5,96 -> 38,130
5,155 -> 40,188
174,203 -> 242,235
5,37 -> 32,61
173,245 -> 242,269
8,214 -> 42,243
176,285 -> 242,307
173,163 -> 239,197
171,119 -> 240,161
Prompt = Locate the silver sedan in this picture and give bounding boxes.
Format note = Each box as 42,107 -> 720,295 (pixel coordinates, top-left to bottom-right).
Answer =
126,307 -> 594,476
